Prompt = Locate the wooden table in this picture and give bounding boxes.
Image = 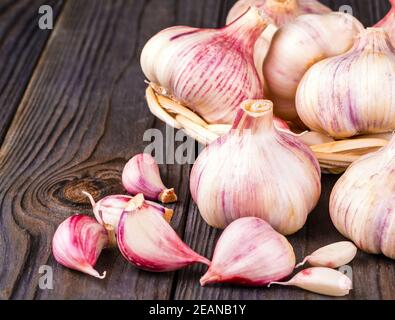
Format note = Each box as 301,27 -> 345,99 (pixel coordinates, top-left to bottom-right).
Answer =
0,0 -> 394,300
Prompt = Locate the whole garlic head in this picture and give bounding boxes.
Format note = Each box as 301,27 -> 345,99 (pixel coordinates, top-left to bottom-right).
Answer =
296,28 -> 395,139
141,7 -> 268,124
330,135 -> 395,259
190,99 -> 321,235
263,12 -> 364,121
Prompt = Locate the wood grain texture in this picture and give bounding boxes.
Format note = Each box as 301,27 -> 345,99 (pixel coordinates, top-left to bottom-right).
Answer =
0,0 -> 394,300
174,0 -> 395,301
0,0 -> 64,145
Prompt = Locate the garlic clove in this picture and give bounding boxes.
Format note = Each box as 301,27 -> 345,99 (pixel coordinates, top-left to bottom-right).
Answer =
296,242 -> 358,269
375,0 -> 395,46
117,194 -> 210,272
330,135 -> 395,259
200,217 -> 296,287
263,12 -> 364,121
296,28 -> 395,138
122,153 -> 177,204
141,7 -> 269,124
270,267 -> 353,297
52,215 -> 108,279
82,191 -> 173,231
190,99 -> 321,235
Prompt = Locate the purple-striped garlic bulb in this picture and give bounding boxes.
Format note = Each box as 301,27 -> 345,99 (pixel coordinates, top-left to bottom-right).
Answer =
263,12 -> 363,122
330,135 -> 395,260
141,7 -> 268,124
82,192 -> 173,242
201,217 -> 295,287
226,0 -> 331,25
375,0 -> 395,46
296,28 -> 395,139
122,153 -> 177,204
190,99 -> 321,235
226,0 -> 331,84
117,194 -> 210,272
52,215 -> 108,279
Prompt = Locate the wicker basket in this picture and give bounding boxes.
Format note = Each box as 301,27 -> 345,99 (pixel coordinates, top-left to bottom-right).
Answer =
145,83 -> 389,174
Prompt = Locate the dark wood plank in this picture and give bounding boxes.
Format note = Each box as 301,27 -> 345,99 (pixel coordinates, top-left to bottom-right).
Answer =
0,0 -> 64,145
175,0 -> 395,300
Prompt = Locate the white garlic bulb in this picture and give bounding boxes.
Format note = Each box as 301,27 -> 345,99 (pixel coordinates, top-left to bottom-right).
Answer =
296,28 -> 395,139
141,7 -> 268,124
263,12 -> 364,121
190,99 -> 321,235
330,135 -> 395,259
375,0 -> 395,46
226,0 -> 331,25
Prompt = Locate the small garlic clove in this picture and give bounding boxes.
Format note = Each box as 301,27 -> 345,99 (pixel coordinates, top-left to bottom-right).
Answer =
270,267 -> 353,297
375,0 -> 395,46
82,191 -> 173,232
296,242 -> 358,269
52,215 -> 108,279
200,217 -> 296,287
117,194 -> 210,272
122,153 -> 177,204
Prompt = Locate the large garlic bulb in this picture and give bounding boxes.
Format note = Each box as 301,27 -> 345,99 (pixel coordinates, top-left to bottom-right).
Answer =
330,135 -> 395,260
226,0 -> 331,85
375,0 -> 395,46
141,7 -> 268,124
296,28 -> 395,139
226,0 -> 331,25
190,99 -> 321,235
263,13 -> 364,121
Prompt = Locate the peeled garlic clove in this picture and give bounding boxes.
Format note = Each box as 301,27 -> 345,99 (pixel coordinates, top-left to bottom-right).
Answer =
375,0 -> 395,46
141,7 -> 268,124
200,217 -> 296,287
296,242 -> 358,269
263,12 -> 363,121
117,194 -> 210,272
226,0 -> 331,25
122,153 -> 177,204
330,135 -> 395,259
270,268 -> 353,297
297,28 -> 395,139
52,215 -> 108,279
190,99 -> 321,235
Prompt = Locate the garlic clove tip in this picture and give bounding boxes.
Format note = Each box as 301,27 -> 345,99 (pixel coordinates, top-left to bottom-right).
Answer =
159,188 -> 178,204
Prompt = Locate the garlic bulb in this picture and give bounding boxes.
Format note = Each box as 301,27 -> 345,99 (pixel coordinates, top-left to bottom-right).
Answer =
263,13 -> 364,121
296,28 -> 395,139
200,217 -> 295,287
226,0 -> 331,25
141,7 -> 268,124
190,99 -> 321,235
296,242 -> 358,269
270,268 -> 353,297
375,0 -> 395,45
52,215 -> 108,279
83,192 -> 173,232
330,135 -> 395,259
122,153 -> 177,203
117,195 -> 210,272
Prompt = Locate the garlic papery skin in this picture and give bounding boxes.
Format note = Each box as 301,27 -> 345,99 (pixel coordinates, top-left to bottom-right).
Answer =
122,153 -> 177,204
296,242 -> 358,269
330,135 -> 395,259
297,28 -> 395,139
141,7 -> 268,124
263,13 -> 364,121
117,194 -> 210,272
82,192 -> 173,233
375,0 -> 395,46
270,268 -> 353,297
226,0 -> 331,26
200,217 -> 295,287
52,215 -> 108,279
190,99 -> 321,235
